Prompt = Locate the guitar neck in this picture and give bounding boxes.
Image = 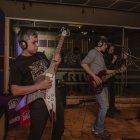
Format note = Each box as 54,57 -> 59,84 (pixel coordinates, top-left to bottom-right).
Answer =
103,69 -> 120,81
54,35 -> 65,55
47,35 -> 65,74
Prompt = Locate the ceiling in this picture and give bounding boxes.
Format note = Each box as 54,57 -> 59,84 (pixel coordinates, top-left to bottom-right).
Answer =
8,0 -> 140,13
9,0 -> 140,43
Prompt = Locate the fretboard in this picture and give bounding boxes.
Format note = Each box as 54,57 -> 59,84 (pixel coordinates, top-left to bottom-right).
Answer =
102,70 -> 120,82
47,35 -> 65,74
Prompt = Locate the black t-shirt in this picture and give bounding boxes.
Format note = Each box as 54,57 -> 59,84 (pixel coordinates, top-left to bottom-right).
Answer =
104,52 -> 126,70
104,52 -> 116,69
9,52 -> 50,86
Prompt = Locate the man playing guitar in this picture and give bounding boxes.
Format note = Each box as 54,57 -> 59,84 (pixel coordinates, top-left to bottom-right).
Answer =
9,29 -> 64,140
81,36 -> 126,139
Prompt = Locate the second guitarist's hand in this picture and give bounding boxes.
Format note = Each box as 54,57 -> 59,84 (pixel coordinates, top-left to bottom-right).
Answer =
92,74 -> 102,86
81,63 -> 102,86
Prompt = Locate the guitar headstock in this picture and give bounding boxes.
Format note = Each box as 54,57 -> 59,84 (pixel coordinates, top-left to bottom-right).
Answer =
60,27 -> 70,37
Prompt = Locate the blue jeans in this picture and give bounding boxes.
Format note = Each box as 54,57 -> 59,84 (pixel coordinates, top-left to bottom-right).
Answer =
93,87 -> 109,133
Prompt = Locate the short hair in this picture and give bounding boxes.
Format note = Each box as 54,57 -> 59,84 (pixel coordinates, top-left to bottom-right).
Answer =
18,29 -> 38,42
95,36 -> 109,47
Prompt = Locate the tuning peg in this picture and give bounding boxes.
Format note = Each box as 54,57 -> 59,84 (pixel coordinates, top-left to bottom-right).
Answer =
60,27 -> 70,36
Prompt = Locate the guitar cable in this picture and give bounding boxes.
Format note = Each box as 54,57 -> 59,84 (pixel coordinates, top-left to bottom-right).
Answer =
66,83 -> 92,139
71,100 -> 89,138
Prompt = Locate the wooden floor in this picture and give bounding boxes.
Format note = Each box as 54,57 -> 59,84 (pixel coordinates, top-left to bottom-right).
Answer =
5,103 -> 140,140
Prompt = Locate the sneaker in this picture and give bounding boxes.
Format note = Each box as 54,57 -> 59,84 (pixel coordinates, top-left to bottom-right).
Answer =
103,130 -> 111,137
94,131 -> 111,139
93,130 -> 111,139
91,127 -> 95,133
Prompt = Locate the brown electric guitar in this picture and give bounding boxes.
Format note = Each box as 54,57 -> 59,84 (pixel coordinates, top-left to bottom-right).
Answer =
87,65 -> 126,94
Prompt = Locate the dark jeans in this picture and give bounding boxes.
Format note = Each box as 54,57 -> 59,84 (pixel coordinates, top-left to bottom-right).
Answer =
28,89 -> 64,140
108,81 -> 115,110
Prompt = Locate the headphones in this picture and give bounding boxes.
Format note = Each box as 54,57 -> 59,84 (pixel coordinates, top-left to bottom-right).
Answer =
97,40 -> 103,47
18,30 -> 28,50
97,36 -> 108,47
18,29 -> 38,50
19,40 -> 28,50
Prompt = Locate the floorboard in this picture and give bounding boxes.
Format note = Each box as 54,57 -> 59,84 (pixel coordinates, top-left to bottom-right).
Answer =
5,103 -> 140,140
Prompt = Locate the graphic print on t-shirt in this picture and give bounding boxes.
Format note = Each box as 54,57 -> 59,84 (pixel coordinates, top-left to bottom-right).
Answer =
29,59 -> 48,81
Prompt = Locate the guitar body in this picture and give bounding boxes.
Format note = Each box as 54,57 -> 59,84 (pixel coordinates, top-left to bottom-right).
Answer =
15,73 -> 53,111
87,70 -> 108,94
87,65 -> 127,94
